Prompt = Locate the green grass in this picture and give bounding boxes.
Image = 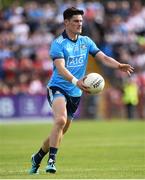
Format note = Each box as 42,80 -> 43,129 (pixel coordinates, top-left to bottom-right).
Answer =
0,120 -> 145,179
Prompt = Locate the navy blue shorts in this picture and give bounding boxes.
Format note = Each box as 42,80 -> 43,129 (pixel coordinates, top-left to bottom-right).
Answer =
47,86 -> 81,119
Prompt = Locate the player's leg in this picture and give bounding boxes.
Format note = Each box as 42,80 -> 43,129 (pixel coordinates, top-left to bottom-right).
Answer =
29,89 -> 67,174
45,119 -> 71,173
29,117 -> 71,175
29,89 -> 80,174
45,96 -> 80,173
42,117 -> 71,152
45,96 -> 68,173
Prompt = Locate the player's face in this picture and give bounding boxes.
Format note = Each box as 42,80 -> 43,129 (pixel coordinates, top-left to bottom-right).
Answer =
65,15 -> 83,35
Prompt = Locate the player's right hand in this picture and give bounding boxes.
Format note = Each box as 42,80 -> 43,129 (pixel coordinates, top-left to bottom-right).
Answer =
77,77 -> 90,93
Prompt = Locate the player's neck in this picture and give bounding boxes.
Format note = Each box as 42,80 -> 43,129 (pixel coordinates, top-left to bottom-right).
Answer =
65,30 -> 78,41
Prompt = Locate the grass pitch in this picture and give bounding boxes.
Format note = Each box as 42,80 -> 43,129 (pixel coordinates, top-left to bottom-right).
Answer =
0,120 -> 145,179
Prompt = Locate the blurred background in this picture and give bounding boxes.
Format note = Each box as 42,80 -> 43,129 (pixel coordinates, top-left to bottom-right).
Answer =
0,0 -> 145,121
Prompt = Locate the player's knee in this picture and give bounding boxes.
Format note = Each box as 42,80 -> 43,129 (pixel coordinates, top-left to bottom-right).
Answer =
55,116 -> 66,129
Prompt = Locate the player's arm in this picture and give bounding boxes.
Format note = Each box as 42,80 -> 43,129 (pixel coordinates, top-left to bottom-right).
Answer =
95,51 -> 134,75
54,58 -> 88,91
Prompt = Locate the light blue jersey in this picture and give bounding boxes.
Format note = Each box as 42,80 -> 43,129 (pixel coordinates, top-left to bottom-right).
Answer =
48,31 -> 100,97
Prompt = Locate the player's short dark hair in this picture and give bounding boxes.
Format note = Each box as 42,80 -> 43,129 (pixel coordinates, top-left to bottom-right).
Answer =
63,7 -> 84,20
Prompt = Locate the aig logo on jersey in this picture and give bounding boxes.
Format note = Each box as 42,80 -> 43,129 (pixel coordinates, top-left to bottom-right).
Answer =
67,54 -> 85,67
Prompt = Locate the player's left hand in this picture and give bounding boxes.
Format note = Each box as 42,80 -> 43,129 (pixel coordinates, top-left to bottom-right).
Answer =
118,64 -> 134,76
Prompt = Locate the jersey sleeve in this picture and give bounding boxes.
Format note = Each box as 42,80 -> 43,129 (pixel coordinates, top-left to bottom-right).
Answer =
49,40 -> 64,61
86,37 -> 100,57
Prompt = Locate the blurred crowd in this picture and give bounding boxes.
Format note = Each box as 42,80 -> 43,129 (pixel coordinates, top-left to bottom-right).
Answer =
0,0 -> 145,118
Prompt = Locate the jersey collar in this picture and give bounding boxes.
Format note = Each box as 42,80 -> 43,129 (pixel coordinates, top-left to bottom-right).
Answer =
62,30 -> 78,43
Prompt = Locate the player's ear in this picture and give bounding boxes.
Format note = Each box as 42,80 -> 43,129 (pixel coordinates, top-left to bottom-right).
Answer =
64,19 -> 69,26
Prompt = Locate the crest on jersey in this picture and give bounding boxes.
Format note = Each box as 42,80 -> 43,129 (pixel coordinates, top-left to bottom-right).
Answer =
80,44 -> 87,49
